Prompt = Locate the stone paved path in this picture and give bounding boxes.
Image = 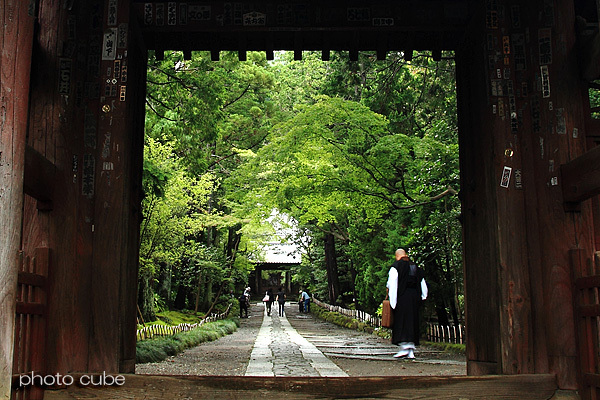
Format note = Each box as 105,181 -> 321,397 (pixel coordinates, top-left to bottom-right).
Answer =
245,306 -> 348,377
136,301 -> 466,377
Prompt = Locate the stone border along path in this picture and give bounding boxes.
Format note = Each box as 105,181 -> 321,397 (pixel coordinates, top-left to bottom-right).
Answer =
245,306 -> 349,377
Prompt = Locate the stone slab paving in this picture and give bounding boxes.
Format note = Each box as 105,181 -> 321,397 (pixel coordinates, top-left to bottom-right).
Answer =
245,305 -> 348,377
136,300 -> 466,377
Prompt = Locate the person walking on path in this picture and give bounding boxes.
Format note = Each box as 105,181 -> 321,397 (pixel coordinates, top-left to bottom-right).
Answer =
239,287 -> 250,318
264,288 -> 274,316
276,287 -> 286,317
386,248 -> 428,359
300,289 -> 310,313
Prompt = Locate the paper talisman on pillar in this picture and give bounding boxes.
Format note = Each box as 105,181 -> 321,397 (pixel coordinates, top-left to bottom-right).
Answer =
500,166 -> 512,188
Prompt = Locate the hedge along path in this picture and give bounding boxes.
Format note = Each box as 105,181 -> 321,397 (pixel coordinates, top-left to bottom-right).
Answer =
136,304 -> 232,341
312,298 -> 382,327
136,319 -> 239,364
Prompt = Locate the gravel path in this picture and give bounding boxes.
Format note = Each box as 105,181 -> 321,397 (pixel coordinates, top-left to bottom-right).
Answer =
136,301 -> 466,377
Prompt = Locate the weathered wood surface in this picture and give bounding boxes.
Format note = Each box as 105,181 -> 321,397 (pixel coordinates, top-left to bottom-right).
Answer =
12,247 -> 49,400
23,145 -> 55,208
13,0 -> 145,378
133,2 -> 471,54
0,0 -> 35,398
43,374 -> 558,400
88,0 -> 144,374
571,250 -> 600,400
456,15 -> 502,377
561,145 -> 600,203
118,16 -> 148,373
457,0 -> 594,390
22,0 -> 92,377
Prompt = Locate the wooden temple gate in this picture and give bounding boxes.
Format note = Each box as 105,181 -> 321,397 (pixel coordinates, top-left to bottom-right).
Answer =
2,0 -> 600,399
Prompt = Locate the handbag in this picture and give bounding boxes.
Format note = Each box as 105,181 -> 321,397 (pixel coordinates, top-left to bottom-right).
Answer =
262,294 -> 270,302
382,294 -> 394,328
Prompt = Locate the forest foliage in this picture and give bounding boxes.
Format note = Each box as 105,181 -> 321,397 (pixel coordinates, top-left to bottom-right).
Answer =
139,50 -> 463,326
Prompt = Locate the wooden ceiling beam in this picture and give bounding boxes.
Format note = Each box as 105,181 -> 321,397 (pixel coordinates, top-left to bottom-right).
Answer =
265,34 -> 274,60
294,32 -> 302,60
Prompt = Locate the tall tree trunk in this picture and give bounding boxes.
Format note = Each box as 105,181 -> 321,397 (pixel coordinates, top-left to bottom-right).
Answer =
450,295 -> 460,326
350,259 -> 359,309
226,223 -> 242,262
137,270 -> 156,322
157,261 -> 172,308
194,269 -> 203,313
324,233 -> 340,304
206,189 -> 215,247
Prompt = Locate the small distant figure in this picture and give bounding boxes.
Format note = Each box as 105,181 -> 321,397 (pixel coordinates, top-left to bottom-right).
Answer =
276,287 -> 286,317
264,288 -> 274,316
300,289 -> 310,313
386,248 -> 428,359
239,288 -> 250,318
298,290 -> 304,312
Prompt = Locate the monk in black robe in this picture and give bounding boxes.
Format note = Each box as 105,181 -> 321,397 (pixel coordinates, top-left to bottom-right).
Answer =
386,248 -> 428,358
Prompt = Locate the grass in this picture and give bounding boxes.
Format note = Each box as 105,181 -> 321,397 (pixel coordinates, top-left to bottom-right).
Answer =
136,319 -> 239,364
421,341 -> 466,354
310,303 -> 390,339
156,310 -> 205,325
137,310 -> 206,329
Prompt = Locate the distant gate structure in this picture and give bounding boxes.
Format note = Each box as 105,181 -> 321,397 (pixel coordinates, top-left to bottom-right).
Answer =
3,0 -> 600,399
250,242 -> 302,297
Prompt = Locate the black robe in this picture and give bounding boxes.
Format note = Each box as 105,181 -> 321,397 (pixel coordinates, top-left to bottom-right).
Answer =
391,257 -> 424,345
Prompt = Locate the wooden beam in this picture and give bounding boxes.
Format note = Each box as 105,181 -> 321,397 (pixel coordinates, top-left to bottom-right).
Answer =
294,31 -> 302,61
575,274 -> 600,289
560,145 -> 600,204
239,36 -> 247,61
265,34 -> 274,61
17,271 -> 46,288
15,302 -> 45,316
23,145 -> 55,207
43,374 -> 558,400
578,304 -> 600,317
0,1 -> 35,398
586,118 -> 600,138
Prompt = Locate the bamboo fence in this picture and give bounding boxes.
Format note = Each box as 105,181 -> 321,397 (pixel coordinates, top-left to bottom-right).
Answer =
136,304 -> 232,341
312,297 -> 465,344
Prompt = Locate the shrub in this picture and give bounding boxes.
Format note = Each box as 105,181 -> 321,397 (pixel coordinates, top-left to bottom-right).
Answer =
422,341 -> 465,354
136,319 -> 238,364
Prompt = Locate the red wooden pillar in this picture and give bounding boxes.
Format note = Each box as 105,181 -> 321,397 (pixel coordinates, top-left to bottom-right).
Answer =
458,0 -> 594,391
0,1 -> 35,397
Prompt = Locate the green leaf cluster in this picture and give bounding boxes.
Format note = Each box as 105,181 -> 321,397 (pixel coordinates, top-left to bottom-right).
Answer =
140,49 -> 464,326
